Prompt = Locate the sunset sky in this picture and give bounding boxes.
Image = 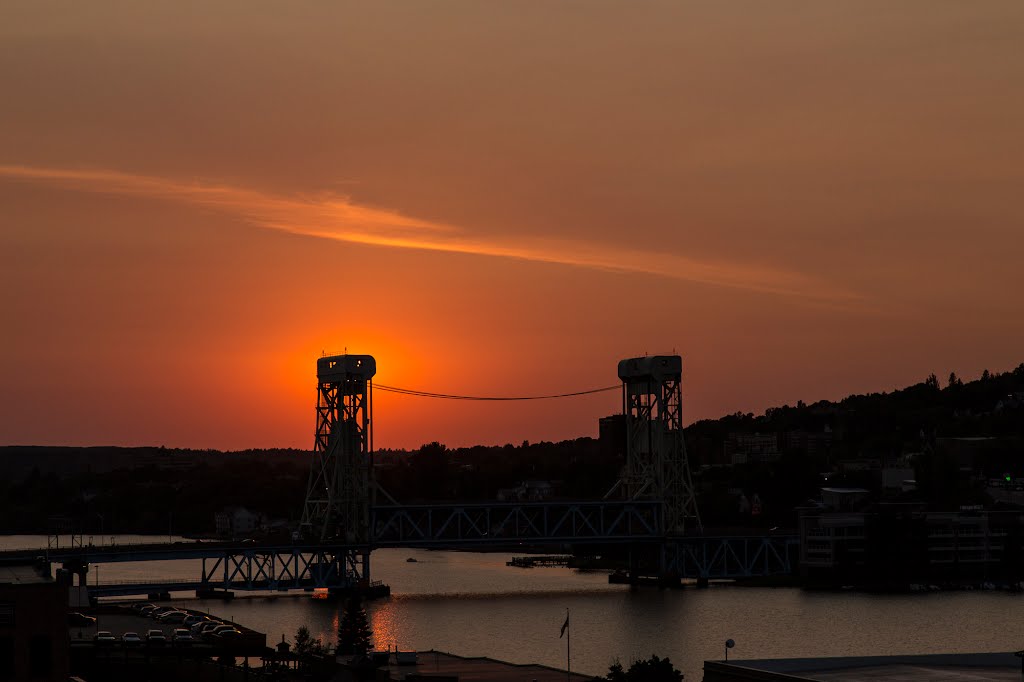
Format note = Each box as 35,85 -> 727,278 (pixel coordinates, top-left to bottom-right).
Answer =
2,1 -> 1022,450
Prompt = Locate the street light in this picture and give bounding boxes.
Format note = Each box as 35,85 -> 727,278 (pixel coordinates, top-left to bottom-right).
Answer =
725,639 -> 735,662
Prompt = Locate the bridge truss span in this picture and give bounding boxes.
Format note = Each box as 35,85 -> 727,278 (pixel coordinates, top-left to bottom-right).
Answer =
199,546 -> 367,592
371,501 -> 663,546
663,535 -> 799,579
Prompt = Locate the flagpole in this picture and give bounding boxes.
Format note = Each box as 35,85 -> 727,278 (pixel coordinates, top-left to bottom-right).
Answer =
566,608 -> 570,681
559,607 -> 571,680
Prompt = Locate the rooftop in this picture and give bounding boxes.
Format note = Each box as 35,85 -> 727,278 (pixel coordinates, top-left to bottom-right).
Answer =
705,653 -> 1024,682
0,563 -> 52,585
364,650 -> 591,682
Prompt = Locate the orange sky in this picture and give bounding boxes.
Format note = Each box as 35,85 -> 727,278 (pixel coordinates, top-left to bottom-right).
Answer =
1,1 -> 1022,450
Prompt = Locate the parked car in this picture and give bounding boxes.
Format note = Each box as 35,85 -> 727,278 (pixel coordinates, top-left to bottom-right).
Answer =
68,612 -> 97,627
148,606 -> 175,618
121,632 -> 143,647
194,621 -> 222,636
182,614 -> 206,626
139,605 -> 159,617
171,629 -> 194,646
132,602 -> 155,613
156,611 -> 188,624
94,631 -> 116,646
214,628 -> 242,640
145,629 -> 167,646
205,625 -> 240,641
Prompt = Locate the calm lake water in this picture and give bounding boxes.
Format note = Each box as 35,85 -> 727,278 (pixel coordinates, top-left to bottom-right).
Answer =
7,535 -> 1022,680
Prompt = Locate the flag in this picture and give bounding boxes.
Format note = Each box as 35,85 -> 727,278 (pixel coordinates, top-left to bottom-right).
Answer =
560,613 -> 569,638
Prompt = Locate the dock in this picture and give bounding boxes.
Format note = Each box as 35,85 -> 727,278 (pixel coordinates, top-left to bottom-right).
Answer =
506,555 -> 573,568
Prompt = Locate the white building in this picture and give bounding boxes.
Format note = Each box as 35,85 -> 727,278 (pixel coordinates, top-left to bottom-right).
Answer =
214,507 -> 266,538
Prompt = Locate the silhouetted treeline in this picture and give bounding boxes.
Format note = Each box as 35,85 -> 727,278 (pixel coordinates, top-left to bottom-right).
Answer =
0,448 -> 310,535
686,362 -> 1024,524
685,362 -> 1024,467
1,362 -> 1021,534
375,438 -> 619,503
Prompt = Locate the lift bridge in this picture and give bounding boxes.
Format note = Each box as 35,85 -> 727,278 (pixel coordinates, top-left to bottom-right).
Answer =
6,353 -> 797,597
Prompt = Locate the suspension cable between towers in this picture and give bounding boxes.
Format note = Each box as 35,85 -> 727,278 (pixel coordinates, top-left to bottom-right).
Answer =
373,383 -> 620,401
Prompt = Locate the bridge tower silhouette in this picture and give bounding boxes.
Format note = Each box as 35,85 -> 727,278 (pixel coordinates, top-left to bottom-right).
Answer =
302,352 -> 702,552
300,354 -> 378,583
286,351 -> 792,593
608,355 -> 702,535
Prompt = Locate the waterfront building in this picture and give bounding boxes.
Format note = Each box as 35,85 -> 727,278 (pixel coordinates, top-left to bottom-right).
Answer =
0,563 -> 70,681
799,505 -> 1024,585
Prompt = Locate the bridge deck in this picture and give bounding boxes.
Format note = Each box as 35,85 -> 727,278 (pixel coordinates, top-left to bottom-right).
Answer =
0,501 -> 798,587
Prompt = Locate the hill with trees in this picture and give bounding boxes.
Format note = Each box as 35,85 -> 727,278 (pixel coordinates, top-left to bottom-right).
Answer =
1,362 -> 1021,534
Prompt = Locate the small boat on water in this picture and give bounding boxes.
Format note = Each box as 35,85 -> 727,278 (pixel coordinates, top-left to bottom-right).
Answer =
406,557 -> 418,563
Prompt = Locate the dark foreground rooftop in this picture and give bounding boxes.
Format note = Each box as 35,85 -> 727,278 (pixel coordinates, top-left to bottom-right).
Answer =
0,563 -> 52,584
359,650 -> 592,682
705,652 -> 1024,682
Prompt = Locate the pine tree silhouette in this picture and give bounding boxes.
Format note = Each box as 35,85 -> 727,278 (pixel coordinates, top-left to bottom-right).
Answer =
338,596 -> 373,655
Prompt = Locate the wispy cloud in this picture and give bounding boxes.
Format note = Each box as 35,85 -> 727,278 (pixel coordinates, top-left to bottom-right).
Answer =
0,164 -> 857,301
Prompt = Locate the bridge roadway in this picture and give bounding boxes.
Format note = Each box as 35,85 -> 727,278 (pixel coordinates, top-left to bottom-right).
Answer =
0,500 -> 798,595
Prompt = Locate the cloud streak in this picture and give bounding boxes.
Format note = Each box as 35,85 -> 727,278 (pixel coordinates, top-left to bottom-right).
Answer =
0,164 -> 857,301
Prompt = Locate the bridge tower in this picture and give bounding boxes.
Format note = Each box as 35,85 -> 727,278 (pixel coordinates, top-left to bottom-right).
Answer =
614,355 -> 702,535
300,354 -> 376,583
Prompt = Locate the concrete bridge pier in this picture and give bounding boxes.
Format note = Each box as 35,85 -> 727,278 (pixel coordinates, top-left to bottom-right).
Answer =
62,560 -> 88,587
196,587 -> 234,600
657,544 -> 683,588
628,550 -> 640,584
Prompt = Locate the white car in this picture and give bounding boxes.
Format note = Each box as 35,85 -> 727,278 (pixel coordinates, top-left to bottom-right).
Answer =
195,622 -> 222,637
172,629 -> 194,646
156,611 -> 188,624
205,625 -> 239,641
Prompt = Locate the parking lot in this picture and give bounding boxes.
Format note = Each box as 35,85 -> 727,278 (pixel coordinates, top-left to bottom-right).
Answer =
69,604 -> 265,654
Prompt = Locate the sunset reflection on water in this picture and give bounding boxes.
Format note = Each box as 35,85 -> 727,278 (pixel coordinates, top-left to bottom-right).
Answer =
369,600 -> 400,651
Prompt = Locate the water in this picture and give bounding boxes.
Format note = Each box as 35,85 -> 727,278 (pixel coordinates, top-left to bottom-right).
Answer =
10,536 -> 1023,680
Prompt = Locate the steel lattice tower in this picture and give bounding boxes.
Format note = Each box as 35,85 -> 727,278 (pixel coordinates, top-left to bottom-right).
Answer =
301,354 -> 376,544
616,355 -> 702,535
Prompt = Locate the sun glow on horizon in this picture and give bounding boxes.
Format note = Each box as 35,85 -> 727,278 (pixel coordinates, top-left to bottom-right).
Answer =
1,2 -> 1022,450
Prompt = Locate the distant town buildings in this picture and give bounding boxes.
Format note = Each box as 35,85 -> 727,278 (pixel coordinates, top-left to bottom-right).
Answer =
722,428 -> 834,466
725,432 -> 780,465
131,449 -> 198,471
598,414 -> 626,460
780,428 -> 834,459
215,507 -> 267,538
496,480 -> 555,502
